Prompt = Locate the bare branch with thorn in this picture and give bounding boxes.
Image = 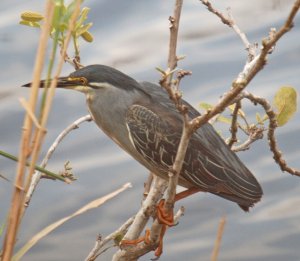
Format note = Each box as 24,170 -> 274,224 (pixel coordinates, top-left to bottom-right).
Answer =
243,91 -> 300,176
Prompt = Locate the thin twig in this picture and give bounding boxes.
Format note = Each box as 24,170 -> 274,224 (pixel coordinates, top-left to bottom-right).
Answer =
227,101 -> 241,148
243,91 -> 300,176
167,0 -> 183,76
85,216 -> 135,261
24,115 -> 92,207
231,125 -> 264,152
199,0 -> 256,60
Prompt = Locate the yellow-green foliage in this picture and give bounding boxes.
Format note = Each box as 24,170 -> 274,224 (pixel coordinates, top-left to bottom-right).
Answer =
274,86 -> 297,126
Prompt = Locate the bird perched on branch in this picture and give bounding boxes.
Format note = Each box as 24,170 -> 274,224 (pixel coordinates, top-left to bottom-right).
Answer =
23,64 -> 263,211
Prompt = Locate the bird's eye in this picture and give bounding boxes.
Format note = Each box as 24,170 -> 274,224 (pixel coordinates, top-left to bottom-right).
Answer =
68,77 -> 88,86
79,77 -> 88,86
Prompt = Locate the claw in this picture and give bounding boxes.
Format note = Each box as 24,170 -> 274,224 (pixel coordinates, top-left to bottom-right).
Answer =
120,229 -> 151,246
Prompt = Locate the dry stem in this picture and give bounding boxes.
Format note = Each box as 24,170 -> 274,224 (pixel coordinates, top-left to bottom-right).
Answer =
1,2 -> 54,260
211,216 -> 226,261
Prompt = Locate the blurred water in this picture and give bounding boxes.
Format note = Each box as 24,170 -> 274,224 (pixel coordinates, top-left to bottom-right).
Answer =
0,0 -> 300,260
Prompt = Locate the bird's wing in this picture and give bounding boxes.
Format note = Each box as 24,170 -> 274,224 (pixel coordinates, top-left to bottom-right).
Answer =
183,125 -> 262,209
125,104 -> 180,173
126,101 -> 262,210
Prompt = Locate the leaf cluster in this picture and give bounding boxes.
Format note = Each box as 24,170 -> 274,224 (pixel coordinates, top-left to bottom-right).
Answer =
19,0 -> 94,56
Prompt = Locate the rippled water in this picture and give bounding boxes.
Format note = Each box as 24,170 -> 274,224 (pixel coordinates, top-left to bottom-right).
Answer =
1,1 -> 300,260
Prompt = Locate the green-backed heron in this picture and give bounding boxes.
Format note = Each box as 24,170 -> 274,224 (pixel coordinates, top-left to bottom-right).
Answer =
23,64 -> 262,211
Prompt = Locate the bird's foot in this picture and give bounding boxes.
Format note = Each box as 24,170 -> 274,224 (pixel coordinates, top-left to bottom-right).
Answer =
156,199 -> 174,226
120,189 -> 201,258
120,229 -> 151,246
152,199 -> 175,259
153,188 -> 202,258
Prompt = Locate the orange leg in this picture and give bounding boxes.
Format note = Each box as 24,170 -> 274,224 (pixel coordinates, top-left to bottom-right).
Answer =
120,229 -> 151,246
154,224 -> 167,258
153,187 -> 202,258
156,187 -> 201,226
175,187 -> 202,201
121,188 -> 201,258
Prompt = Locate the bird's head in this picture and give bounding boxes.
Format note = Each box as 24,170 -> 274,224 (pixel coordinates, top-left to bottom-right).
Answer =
22,64 -> 143,95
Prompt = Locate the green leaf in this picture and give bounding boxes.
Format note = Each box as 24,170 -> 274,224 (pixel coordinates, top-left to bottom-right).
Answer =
19,20 -> 41,28
216,115 -> 232,124
274,86 -> 297,126
255,112 -> 266,125
74,7 -> 90,33
114,232 -> 125,245
21,11 -> 44,22
262,114 -> 269,122
80,31 -> 94,42
76,22 -> 93,36
199,102 -> 213,111
155,67 -> 167,76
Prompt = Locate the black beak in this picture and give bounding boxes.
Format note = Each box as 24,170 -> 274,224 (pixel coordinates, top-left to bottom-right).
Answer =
22,77 -> 85,89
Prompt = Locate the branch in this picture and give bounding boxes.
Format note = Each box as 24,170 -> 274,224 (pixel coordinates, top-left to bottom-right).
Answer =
231,125 -> 264,152
243,91 -> 300,176
24,115 -> 92,207
143,172 -> 154,199
112,1 -> 187,260
85,216 -> 135,261
112,176 -> 168,260
191,0 -> 300,130
227,101 -> 241,148
167,0 -> 183,74
200,0 -> 256,60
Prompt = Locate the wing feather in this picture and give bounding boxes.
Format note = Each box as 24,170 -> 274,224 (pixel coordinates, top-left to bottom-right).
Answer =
126,82 -> 263,210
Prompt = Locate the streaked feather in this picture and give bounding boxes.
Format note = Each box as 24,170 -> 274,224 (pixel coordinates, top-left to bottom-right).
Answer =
125,81 -> 262,211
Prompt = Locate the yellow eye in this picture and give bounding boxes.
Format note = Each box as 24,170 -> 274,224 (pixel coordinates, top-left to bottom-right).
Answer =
79,77 -> 88,86
68,77 -> 88,86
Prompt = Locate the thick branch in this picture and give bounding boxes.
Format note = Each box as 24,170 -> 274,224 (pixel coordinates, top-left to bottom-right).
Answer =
112,177 -> 168,260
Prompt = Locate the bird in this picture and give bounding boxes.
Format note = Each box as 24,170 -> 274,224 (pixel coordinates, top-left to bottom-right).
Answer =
23,64 -> 263,211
